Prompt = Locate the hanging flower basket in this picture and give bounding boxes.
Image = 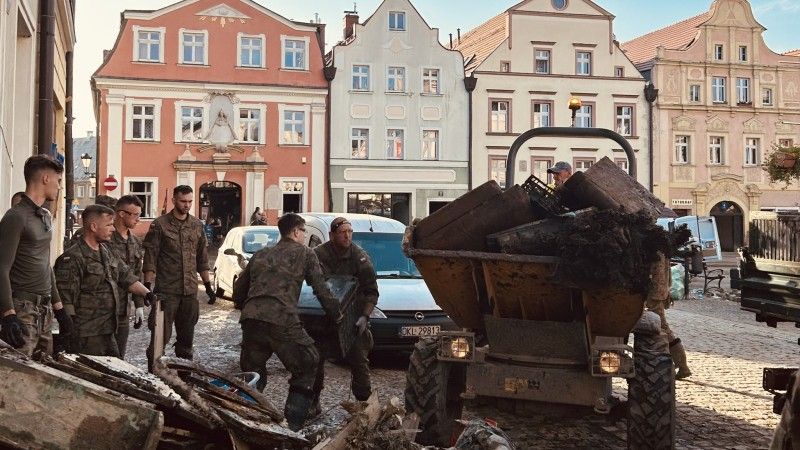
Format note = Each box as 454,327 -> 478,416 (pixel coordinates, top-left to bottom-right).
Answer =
763,146 -> 800,185
775,151 -> 798,168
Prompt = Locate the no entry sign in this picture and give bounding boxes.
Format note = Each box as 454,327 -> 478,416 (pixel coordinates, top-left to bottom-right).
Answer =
103,176 -> 119,191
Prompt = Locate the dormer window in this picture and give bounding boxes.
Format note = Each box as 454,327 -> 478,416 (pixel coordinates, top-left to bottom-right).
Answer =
388,11 -> 406,31
133,26 -> 165,63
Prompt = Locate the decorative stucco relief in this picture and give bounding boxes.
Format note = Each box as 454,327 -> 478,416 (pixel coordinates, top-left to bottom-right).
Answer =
672,115 -> 696,131
351,104 -> 371,119
706,115 -> 729,132
688,68 -> 703,80
421,106 -> 441,121
742,117 -> 764,134
385,105 -> 406,119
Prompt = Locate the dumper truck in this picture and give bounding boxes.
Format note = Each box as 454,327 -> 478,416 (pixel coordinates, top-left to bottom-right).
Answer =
403,127 -> 675,449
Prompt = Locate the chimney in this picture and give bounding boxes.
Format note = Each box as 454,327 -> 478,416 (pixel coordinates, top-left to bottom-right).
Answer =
457,28 -> 461,44
343,10 -> 359,40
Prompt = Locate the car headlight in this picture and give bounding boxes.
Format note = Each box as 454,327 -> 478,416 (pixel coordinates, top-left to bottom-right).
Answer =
369,307 -> 387,319
598,351 -> 621,374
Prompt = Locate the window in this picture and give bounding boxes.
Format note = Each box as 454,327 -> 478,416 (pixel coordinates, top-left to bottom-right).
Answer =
388,11 -> 406,30
552,0 -> 568,10
490,100 -> 510,133
574,159 -> 595,172
180,31 -> 206,64
131,105 -> 155,140
89,186 -> 96,198
535,50 -> 550,74
532,158 -> 553,184
500,61 -> 510,72
135,28 -> 162,62
779,138 -> 794,148
762,88 -> 774,106
422,68 -> 440,94
387,66 -> 406,92
347,193 -> 410,222
352,65 -> 370,90
576,104 -> 592,128
422,130 -> 439,160
689,84 -> 701,102
532,101 -> 551,128
239,35 -> 263,67
739,46 -> 748,62
736,78 -> 751,104
282,110 -> 306,145
615,158 -> 629,172
576,51 -> 591,75
709,136 -> 724,165
386,129 -> 404,159
675,135 -> 690,164
283,38 -> 307,70
237,108 -> 260,143
615,66 -> 624,78
351,128 -> 369,159
712,77 -> 726,103
76,185 -> 85,198
129,181 -> 154,218
744,138 -> 760,166
714,44 -> 724,61
615,105 -> 634,136
180,106 -> 204,141
489,157 -> 506,188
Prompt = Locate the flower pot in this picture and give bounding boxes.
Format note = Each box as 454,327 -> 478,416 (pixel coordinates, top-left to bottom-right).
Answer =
775,151 -> 798,169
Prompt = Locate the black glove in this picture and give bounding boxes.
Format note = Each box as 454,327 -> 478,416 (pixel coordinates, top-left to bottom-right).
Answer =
53,308 -> 73,337
1,314 -> 28,349
144,291 -> 157,307
204,281 -> 216,305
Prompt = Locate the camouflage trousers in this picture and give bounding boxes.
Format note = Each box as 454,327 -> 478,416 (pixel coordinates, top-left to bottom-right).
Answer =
240,318 -> 319,394
313,328 -> 374,402
12,296 -> 53,357
115,313 -> 130,359
771,370 -> 800,449
72,333 -> 120,357
146,293 -> 199,370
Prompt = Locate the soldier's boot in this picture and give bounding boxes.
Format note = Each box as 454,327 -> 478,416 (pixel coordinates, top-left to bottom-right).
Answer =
669,338 -> 692,380
307,397 -> 322,419
284,388 -> 314,431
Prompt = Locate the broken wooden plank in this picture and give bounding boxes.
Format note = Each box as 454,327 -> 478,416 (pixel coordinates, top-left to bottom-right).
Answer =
154,360 -> 225,429
320,392 -> 381,450
214,403 -> 309,448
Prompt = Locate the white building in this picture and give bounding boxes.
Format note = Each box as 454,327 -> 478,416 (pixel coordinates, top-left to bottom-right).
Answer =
327,0 -> 469,223
455,0 -> 649,189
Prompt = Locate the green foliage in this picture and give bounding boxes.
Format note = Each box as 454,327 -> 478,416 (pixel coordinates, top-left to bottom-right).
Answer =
763,145 -> 800,186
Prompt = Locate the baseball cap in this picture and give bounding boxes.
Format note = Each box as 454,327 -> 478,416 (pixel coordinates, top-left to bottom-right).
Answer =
330,217 -> 351,232
547,161 -> 572,174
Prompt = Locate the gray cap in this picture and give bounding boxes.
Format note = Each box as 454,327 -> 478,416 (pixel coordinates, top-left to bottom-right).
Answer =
547,161 -> 572,174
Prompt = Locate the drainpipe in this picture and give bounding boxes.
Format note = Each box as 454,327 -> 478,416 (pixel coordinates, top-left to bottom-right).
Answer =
65,50 -> 74,237
644,81 -> 659,193
37,0 -> 56,155
464,74 -> 477,190
324,65 -> 337,212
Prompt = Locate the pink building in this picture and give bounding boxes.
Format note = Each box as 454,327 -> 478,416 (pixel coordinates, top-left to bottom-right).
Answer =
92,0 -> 330,234
623,0 -> 800,251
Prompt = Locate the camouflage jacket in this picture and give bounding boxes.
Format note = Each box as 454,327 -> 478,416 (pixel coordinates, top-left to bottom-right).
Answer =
107,230 -> 145,310
314,241 -> 379,311
645,253 -> 671,310
142,211 -> 209,296
240,238 -> 340,325
54,239 -> 139,337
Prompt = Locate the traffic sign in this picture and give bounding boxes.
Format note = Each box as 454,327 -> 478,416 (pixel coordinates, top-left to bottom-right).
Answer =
103,176 -> 119,191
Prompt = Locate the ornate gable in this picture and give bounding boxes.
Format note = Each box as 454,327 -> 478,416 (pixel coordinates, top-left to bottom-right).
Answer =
742,117 -> 764,134
196,3 -> 250,27
706,115 -> 729,132
672,115 -> 696,132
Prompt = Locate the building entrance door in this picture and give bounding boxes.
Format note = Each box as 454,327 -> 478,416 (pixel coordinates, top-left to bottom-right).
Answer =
710,201 -> 744,252
200,181 -> 242,240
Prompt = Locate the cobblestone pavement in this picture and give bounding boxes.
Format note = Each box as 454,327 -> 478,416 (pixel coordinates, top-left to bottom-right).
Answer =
122,252 -> 796,448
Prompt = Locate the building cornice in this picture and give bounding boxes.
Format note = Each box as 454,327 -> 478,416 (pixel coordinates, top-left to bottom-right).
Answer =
472,71 -> 644,82
172,160 -> 269,171
93,77 -> 328,96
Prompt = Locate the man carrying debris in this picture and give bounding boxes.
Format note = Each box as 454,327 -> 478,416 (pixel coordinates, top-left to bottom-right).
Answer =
547,161 -> 572,187
310,217 -> 379,416
143,185 -> 213,370
647,253 -> 692,379
54,205 -> 156,356
0,156 -> 73,355
236,213 -> 342,431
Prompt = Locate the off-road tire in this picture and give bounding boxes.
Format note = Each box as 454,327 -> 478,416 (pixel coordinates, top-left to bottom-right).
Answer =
405,337 -> 466,447
628,333 -> 676,450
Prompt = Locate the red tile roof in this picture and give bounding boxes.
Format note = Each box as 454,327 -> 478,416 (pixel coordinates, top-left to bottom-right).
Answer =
784,49 -> 800,56
621,12 -> 711,70
453,11 -> 508,71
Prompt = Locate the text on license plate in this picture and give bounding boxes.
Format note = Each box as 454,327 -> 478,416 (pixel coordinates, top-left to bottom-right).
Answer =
399,325 -> 440,337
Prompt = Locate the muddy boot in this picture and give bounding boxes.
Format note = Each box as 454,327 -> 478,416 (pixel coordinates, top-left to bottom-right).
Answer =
669,338 -> 692,380
284,388 -> 314,431
307,398 -> 321,420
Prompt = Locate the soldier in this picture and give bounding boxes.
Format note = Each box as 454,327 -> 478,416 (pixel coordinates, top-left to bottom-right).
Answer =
107,195 -> 147,357
10,192 -> 24,206
0,156 -> 73,355
310,217 -> 379,416
647,252 -> 692,379
143,185 -> 214,370
547,161 -> 573,187
236,213 -> 342,431
67,194 -> 118,248
54,205 -> 156,356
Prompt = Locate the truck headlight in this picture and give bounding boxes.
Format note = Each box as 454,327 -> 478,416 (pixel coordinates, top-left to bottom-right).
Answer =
436,332 -> 476,362
369,307 -> 387,319
450,337 -> 470,359
599,351 -> 621,374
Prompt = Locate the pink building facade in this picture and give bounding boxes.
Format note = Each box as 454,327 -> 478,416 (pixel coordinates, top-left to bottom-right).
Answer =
92,0 -> 329,234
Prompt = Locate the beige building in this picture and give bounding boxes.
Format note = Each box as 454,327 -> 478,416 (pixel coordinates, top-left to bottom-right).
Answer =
622,0 -> 800,251
455,0 -> 649,190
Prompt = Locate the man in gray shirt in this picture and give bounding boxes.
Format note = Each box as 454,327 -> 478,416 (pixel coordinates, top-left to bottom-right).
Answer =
0,156 -> 73,355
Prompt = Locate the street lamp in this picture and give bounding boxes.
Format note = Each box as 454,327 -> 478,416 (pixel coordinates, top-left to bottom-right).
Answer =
80,152 -> 97,190
568,96 -> 582,127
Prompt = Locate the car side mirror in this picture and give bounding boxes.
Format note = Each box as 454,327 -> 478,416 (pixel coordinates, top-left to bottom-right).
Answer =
224,248 -> 238,256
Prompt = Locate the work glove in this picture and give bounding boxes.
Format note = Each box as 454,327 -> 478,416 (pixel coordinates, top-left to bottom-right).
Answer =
0,314 -> 28,349
355,316 -> 369,335
204,281 -> 216,305
144,291 -> 157,308
133,307 -> 145,329
54,308 -> 74,337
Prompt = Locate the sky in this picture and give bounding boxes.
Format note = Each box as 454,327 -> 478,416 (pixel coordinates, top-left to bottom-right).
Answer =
72,0 -> 800,136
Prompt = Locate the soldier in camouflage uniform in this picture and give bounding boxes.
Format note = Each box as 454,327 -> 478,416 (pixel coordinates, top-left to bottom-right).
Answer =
646,252 -> 692,379
236,213 -> 342,431
143,186 -> 214,370
67,194 -> 117,248
310,217 -> 379,415
54,205 -> 156,356
771,370 -> 800,450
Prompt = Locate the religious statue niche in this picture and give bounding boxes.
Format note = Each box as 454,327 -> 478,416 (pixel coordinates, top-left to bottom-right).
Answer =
196,92 -> 246,154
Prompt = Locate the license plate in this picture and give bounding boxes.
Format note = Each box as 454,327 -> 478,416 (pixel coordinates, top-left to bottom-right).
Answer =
399,325 -> 440,337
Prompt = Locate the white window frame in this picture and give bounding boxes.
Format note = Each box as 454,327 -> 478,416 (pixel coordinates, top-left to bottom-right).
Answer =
76,185 -> 85,198
744,137 -> 760,166
616,105 -> 634,136
421,67 -> 440,95
386,128 -> 405,160
712,77 -> 727,103
132,26 -> 165,63
178,28 -> 208,65
739,45 -> 748,62
674,135 -> 690,164
280,35 -> 310,71
714,44 -> 724,61
532,102 -> 551,128
278,104 -> 311,146
490,100 -> 510,133
387,66 -> 406,92
689,84 -> 701,103
576,104 -> 593,128
125,98 -> 162,141
174,101 -> 210,143
352,64 -> 371,91
237,33 -> 266,68
762,87 -> 774,106
124,177 -> 159,219
233,104 -> 266,144
89,186 -> 96,198
388,11 -> 406,31
351,127 -> 370,159
535,49 -> 551,74
421,129 -> 440,161
576,51 -> 591,76
736,77 -> 751,104
709,136 -> 725,165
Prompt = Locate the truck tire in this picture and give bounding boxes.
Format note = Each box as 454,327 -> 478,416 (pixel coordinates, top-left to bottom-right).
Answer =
405,337 -> 466,447
628,333 -> 675,450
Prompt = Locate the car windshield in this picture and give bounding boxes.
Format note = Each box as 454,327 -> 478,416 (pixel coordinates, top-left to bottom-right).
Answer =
242,229 -> 280,254
353,232 -> 421,278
